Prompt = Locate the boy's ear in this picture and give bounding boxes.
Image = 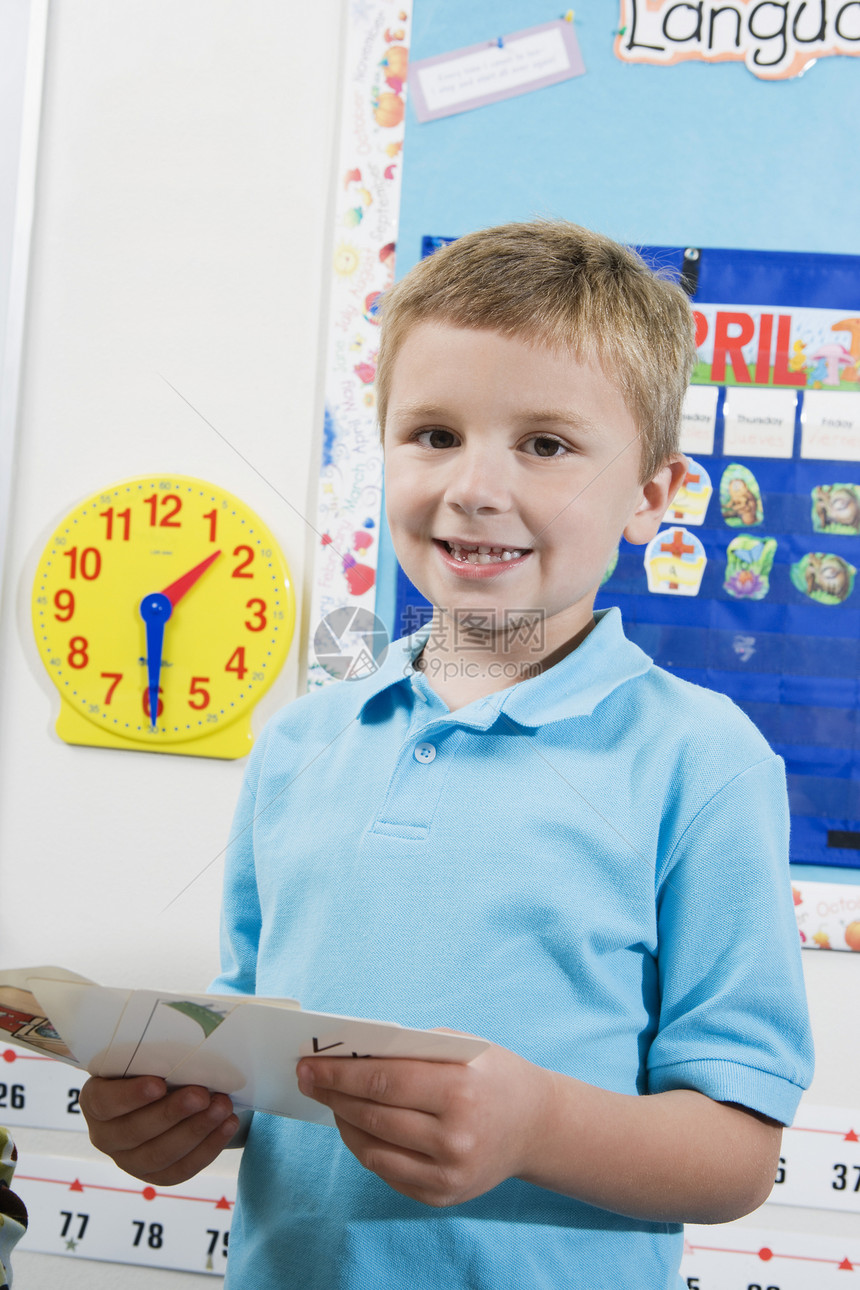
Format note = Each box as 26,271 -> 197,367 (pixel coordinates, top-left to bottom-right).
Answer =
622,456 -> 689,546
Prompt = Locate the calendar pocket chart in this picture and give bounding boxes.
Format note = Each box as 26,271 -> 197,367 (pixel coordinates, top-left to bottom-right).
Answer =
0,966 -> 488,1124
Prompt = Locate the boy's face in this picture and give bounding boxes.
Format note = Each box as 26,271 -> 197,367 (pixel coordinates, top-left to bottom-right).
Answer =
384,323 -> 683,652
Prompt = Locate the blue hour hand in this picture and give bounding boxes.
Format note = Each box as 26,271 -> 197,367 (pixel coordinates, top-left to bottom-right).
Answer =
140,591 -> 172,729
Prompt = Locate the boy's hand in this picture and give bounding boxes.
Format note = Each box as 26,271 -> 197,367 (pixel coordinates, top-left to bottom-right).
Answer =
296,1043 -> 551,1208
79,1076 -> 239,1186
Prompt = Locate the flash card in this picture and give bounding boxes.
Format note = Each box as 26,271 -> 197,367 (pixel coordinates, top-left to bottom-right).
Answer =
98,990 -> 240,1079
168,1002 -> 488,1125
0,966 -> 91,1064
0,966 -> 486,1125
26,976 -> 131,1073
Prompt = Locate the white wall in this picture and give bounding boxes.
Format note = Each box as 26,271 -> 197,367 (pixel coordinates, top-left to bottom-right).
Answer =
0,1 -> 343,1284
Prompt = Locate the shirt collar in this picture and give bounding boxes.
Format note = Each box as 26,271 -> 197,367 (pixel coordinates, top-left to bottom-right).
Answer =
356,607 -> 651,729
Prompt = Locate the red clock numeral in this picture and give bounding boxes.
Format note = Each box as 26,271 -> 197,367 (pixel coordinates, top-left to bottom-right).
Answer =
68,637 -> 89,669
53,589 -> 75,621
188,676 -> 210,710
225,647 -> 247,680
232,546 -> 254,578
101,672 -> 123,704
244,599 -> 267,631
202,509 -> 218,543
100,507 -> 131,540
142,686 -> 164,719
144,493 -> 182,527
63,546 -> 101,580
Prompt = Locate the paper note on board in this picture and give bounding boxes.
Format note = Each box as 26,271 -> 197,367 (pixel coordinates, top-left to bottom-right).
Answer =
409,21 -> 585,123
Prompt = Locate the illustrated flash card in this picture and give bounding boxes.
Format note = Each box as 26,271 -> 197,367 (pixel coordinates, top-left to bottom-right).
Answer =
0,969 -> 488,1126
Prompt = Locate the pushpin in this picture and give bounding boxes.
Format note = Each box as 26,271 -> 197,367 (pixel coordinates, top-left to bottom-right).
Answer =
564,9 -> 574,20
496,35 -> 505,48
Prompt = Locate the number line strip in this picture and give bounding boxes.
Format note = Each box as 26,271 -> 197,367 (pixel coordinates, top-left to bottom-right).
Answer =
17,1174 -> 234,1207
789,1124 -> 859,1139
1,1049 -> 54,1063
687,1242 -> 852,1266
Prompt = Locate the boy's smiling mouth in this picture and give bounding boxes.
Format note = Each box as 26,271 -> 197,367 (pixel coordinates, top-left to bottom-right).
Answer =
435,538 -> 531,568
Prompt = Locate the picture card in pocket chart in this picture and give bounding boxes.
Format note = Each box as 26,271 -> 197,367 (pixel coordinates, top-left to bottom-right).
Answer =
1,969 -> 487,1125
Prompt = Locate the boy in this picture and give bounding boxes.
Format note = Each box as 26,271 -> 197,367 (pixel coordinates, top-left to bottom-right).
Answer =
81,222 -> 813,1288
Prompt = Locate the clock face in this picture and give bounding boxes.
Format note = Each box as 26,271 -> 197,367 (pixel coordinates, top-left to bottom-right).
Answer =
31,475 -> 295,757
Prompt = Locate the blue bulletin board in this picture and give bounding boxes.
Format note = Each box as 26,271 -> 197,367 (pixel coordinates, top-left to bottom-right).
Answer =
375,0 -> 860,876
389,237 -> 860,872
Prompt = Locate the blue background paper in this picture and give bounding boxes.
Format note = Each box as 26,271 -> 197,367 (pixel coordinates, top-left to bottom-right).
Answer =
393,1 -> 858,276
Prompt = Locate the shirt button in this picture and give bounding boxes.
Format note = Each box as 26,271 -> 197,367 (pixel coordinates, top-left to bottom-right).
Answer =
414,741 -> 436,764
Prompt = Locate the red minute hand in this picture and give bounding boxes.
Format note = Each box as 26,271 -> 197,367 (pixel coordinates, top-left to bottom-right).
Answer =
161,550 -> 222,607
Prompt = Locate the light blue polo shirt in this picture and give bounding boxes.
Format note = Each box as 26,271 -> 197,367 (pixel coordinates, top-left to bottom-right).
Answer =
215,608 -> 813,1290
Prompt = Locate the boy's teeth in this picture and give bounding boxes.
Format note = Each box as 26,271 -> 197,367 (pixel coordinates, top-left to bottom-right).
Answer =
446,542 -> 525,564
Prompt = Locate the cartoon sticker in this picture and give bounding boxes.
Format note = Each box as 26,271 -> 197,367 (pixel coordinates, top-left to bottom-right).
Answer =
811,484 -> 860,536
791,553 -> 856,605
665,459 -> 712,527
644,527 -> 707,596
720,464 -> 762,527
724,535 -> 777,601
0,985 -> 72,1059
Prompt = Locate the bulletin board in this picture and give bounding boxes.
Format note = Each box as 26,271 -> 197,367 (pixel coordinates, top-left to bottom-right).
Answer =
370,1 -> 860,875
390,238 -> 860,871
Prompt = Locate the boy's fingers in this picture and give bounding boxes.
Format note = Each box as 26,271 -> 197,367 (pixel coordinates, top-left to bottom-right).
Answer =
80,1074 -> 168,1122
114,1109 -> 239,1186
322,1093 -> 438,1155
298,1057 -> 460,1114
82,1077 -> 235,1156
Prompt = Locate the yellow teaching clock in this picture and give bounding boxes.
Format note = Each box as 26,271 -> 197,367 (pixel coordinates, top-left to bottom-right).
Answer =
31,474 -> 295,758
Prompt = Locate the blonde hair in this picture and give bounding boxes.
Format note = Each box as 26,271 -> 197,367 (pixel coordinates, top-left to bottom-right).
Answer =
376,220 -> 697,482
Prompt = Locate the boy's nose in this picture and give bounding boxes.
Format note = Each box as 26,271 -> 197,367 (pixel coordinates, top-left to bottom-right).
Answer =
443,449 -> 512,515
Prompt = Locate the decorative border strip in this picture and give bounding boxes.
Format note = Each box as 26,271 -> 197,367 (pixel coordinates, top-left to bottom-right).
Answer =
306,0 -> 411,689
793,879 -> 860,952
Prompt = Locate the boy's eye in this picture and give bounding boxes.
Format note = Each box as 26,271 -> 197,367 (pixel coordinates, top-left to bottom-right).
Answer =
415,428 -> 458,449
523,435 -> 569,458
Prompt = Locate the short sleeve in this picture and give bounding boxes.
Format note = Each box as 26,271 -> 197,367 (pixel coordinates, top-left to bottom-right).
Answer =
647,754 -> 814,1125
